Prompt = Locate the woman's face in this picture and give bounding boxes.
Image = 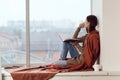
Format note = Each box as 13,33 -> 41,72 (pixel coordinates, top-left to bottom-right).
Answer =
84,20 -> 90,29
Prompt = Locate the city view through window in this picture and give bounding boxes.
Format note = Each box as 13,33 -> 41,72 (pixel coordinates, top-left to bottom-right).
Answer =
0,0 -> 91,66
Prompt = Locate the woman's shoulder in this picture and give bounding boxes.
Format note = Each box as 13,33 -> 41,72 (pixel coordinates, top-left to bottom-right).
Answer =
88,30 -> 100,39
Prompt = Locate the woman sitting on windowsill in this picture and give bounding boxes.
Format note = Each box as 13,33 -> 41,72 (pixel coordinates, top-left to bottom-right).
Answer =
45,15 -> 100,72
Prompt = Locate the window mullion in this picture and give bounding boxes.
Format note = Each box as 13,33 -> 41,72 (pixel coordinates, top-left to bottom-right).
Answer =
26,0 -> 30,67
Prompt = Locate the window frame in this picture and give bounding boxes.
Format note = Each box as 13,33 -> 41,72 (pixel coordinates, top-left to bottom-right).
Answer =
1,0 -> 92,67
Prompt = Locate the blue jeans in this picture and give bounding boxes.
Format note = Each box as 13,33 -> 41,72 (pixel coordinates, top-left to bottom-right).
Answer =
52,42 -> 79,66
60,42 -> 79,60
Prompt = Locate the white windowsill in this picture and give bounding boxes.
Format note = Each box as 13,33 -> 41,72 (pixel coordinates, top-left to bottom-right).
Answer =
55,71 -> 108,76
2,68 -> 107,77
2,68 -> 120,80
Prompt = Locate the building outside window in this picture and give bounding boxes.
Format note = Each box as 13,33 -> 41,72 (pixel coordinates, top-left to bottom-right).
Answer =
0,0 -> 91,67
0,0 -> 26,66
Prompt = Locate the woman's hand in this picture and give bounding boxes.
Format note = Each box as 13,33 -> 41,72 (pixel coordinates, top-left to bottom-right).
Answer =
78,22 -> 85,29
70,42 -> 78,46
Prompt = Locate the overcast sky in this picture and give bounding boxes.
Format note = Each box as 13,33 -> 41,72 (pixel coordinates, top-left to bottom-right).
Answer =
0,0 -> 90,26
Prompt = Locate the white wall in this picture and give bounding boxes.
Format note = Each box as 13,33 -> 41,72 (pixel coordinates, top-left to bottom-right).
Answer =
92,0 -> 120,71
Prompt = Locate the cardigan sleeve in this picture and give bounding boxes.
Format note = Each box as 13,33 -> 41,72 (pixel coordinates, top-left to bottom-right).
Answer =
84,33 -> 100,67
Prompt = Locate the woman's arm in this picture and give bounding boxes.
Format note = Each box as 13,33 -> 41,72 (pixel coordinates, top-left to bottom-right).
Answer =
72,23 -> 85,38
70,42 -> 83,53
77,34 -> 87,42
72,27 -> 81,38
75,43 -> 84,53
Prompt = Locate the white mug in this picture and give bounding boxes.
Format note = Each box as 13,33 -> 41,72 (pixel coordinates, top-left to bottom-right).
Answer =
93,64 -> 102,71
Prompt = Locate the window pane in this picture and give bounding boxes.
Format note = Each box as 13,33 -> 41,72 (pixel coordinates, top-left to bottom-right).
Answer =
0,0 -> 26,66
30,0 -> 91,64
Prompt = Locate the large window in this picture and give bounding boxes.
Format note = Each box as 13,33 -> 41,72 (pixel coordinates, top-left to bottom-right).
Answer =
30,0 -> 91,64
0,0 -> 91,66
